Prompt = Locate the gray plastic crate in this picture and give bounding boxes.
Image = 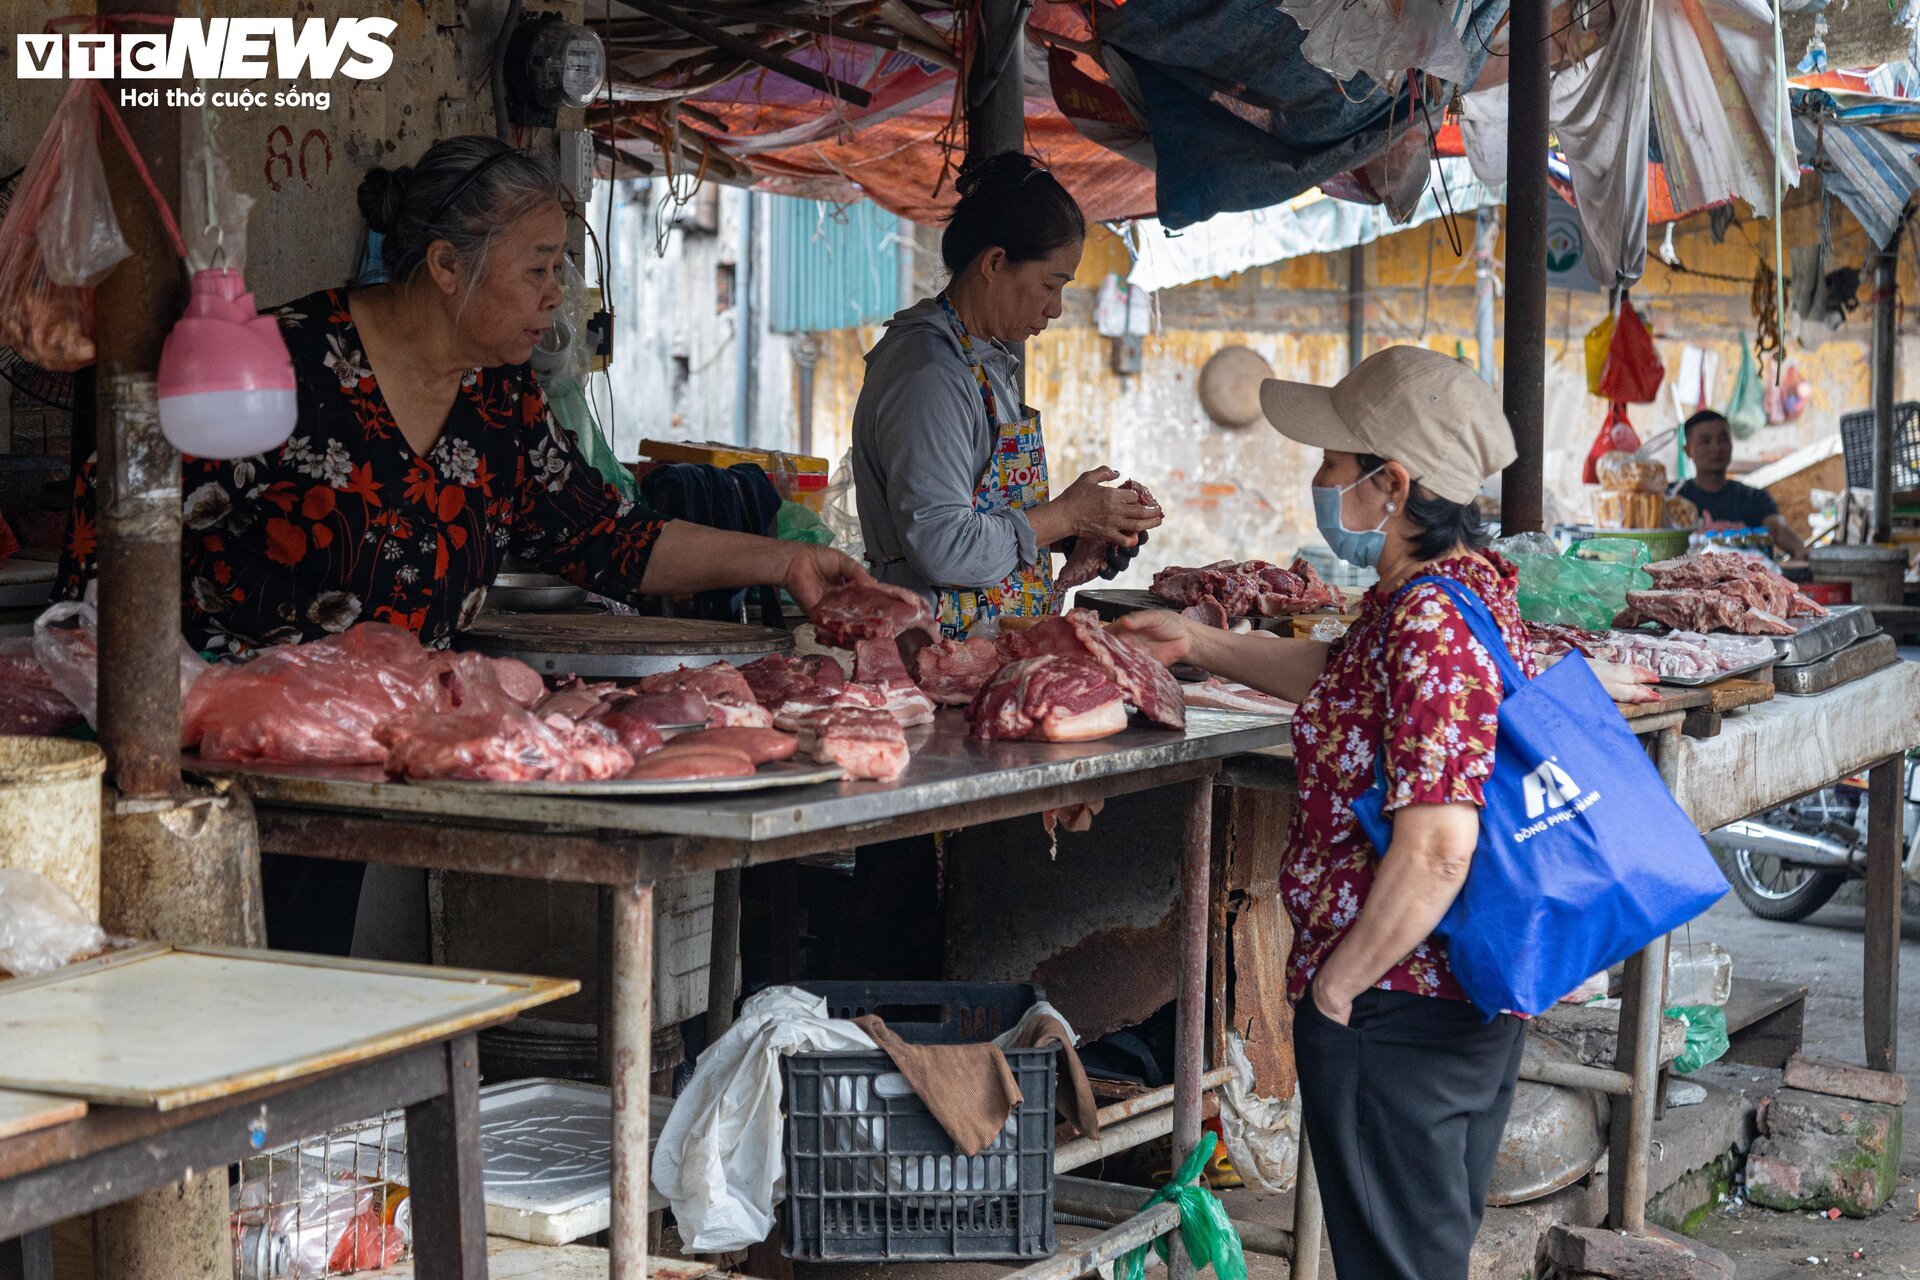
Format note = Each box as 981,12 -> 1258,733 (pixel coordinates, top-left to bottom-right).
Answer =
780,982 -> 1057,1262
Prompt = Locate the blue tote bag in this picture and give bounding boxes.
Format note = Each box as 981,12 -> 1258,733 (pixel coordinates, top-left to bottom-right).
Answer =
1351,576 -> 1728,1017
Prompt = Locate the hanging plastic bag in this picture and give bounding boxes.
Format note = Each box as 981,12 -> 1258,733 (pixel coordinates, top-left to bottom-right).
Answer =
534,258 -> 638,501
182,97 -> 253,273
1582,402 -> 1643,485
820,448 -> 865,563
1667,1004 -> 1731,1074
775,500 -> 834,546
1598,298 -> 1664,403
0,83 -> 128,372
1583,312 -> 1617,396
1116,1134 -> 1248,1280
1724,343 -> 1766,438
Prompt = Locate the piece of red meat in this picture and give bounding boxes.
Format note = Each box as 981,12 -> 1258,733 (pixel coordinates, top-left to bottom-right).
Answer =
1181,600 -> 1229,629
534,677 -> 620,722
1054,480 -> 1160,596
667,726 -> 798,764
638,662 -> 771,728
591,702 -> 666,757
188,622 -> 445,765
1151,557 -> 1338,619
803,706 -> 910,781
914,636 -> 1006,705
0,641 -> 81,736
852,638 -> 936,727
774,681 -> 890,732
1023,609 -> 1185,729
491,658 -> 547,707
626,747 -> 757,780
811,582 -> 936,649
1616,589 -> 1795,637
546,716 -> 635,780
738,653 -> 845,708
967,655 -> 1129,742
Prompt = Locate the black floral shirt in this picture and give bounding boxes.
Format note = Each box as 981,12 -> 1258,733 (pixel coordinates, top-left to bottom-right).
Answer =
59,288 -> 672,656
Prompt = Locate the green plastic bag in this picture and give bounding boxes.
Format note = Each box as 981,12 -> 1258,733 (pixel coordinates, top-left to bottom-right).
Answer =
1725,343 -> 1767,440
1118,1134 -> 1247,1280
1492,534 -> 1653,631
1667,1004 -> 1731,1074
776,500 -> 834,546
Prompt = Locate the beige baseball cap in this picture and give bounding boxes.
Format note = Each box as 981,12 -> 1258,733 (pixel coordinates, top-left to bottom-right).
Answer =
1259,345 -> 1516,503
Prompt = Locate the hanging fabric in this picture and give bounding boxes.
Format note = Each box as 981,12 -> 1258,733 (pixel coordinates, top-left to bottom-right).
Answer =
1554,0 -> 1655,291
1649,0 -> 1798,218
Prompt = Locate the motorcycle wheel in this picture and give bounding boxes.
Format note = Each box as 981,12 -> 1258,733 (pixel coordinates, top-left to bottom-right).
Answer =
1725,847 -> 1846,922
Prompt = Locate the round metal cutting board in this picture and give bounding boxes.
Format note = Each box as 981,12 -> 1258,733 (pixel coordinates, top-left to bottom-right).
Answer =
457,611 -> 794,678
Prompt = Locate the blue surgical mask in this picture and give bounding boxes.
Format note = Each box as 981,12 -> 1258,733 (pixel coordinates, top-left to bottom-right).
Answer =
1312,467 -> 1389,569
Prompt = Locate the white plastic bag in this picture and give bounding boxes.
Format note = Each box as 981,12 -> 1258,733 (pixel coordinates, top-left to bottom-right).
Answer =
1216,1033 -> 1300,1194
0,868 -> 107,978
32,584 -> 209,730
37,84 -> 130,288
820,448 -> 865,564
1280,0 -> 1474,87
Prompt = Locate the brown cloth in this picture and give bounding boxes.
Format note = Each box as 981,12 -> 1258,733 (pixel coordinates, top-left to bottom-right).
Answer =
852,1013 -> 1101,1157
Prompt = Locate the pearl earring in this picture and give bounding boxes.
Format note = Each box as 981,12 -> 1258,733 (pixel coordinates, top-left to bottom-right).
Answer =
1385,501 -> 1398,514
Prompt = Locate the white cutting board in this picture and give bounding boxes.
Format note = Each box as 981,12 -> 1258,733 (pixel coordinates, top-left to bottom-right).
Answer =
0,945 -> 575,1109
0,1088 -> 85,1140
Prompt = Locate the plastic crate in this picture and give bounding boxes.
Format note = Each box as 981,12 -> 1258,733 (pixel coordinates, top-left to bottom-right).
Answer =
1840,403 -> 1920,491
780,982 -> 1057,1262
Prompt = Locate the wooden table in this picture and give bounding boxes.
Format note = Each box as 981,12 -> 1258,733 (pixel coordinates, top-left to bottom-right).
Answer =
0,947 -> 574,1280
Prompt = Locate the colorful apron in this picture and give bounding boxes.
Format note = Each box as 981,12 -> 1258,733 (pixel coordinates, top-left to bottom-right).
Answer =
930,295 -> 1055,639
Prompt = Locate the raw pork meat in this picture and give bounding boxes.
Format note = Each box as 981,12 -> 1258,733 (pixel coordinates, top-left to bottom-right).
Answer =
626,747 -> 757,780
534,678 -> 621,722
0,641 -> 81,736
1524,622 -> 1609,660
1180,677 -> 1293,716
852,638 -> 936,727
589,690 -> 709,755
188,623 -> 447,765
1630,552 -> 1826,630
913,636 -> 1008,705
1180,600 -> 1230,629
1053,480 -> 1160,595
1150,558 -> 1341,618
666,727 -> 798,764
802,706 -> 910,781
968,655 -> 1129,742
1023,609 -> 1186,730
381,656 -> 580,782
1615,589 -> 1794,637
546,717 -> 635,780
492,659 -> 547,707
810,582 -> 936,648
774,681 -> 890,732
639,663 -> 772,728
738,653 -> 844,708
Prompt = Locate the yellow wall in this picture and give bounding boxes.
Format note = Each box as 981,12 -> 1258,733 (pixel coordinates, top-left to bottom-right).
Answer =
810,193 -> 1901,587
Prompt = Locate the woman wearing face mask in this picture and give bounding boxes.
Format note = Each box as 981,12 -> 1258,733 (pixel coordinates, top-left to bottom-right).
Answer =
852,151 -> 1163,639
1113,346 -> 1530,1280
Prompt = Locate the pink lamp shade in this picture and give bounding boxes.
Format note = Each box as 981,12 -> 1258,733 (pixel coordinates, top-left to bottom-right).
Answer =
157,268 -> 298,460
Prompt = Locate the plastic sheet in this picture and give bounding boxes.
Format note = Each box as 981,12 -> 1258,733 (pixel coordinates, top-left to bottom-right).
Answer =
32,586 -> 208,735
1494,534 -> 1653,632
0,867 -> 106,978
1278,0 -> 1474,88
1667,1004 -> 1731,1074
1215,1033 -> 1299,1194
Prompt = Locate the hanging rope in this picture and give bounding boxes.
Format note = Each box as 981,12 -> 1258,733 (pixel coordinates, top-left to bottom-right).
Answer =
1752,261 -> 1784,363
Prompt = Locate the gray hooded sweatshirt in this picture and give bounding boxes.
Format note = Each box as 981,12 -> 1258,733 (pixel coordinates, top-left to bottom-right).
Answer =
851,297 -> 1042,603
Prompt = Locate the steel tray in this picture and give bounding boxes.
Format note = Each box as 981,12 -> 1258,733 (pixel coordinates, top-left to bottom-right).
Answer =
1774,633 -> 1900,696
1654,654 -> 1777,689
1773,605 -> 1879,668
408,758 -> 847,797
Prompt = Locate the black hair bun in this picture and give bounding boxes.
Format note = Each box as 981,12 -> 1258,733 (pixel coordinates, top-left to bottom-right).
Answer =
955,151 -> 1044,199
356,165 -> 412,236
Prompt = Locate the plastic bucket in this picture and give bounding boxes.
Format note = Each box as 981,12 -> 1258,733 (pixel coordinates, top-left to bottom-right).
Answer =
0,737 -> 105,917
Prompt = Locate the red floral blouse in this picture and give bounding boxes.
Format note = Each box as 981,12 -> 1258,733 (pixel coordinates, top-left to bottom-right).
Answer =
59,289 -> 672,656
1282,552 -> 1536,1006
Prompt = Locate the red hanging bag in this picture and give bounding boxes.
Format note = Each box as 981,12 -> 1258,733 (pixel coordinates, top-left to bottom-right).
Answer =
1597,297 -> 1665,404
1582,402 -> 1643,486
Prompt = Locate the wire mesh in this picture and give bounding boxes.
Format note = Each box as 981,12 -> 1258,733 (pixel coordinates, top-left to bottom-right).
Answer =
230,1108 -> 413,1279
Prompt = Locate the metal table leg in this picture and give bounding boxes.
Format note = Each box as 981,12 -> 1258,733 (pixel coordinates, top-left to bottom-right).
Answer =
610,882 -> 657,1280
1865,754 -> 1903,1073
706,868 -> 743,1044
1169,776 -> 1213,1280
1290,1134 -> 1323,1280
0,1229 -> 52,1280
1607,934 -> 1669,1233
404,1034 -> 488,1280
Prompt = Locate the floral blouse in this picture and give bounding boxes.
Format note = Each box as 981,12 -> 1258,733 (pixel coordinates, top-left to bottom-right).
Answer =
59,289 -> 672,656
1282,552 -> 1535,1006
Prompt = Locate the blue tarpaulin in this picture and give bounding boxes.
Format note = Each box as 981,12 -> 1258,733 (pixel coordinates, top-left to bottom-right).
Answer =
1100,0 -> 1510,229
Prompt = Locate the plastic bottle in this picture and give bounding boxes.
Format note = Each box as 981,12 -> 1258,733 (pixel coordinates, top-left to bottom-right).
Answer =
1666,940 -> 1732,1007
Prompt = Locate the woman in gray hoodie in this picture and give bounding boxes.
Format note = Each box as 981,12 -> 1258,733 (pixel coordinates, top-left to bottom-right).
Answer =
852,152 -> 1161,639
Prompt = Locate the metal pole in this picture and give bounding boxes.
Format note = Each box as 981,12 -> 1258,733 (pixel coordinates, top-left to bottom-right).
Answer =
1347,243 -> 1366,372
1475,207 -> 1500,386
1167,776 -> 1212,1280
1500,0 -> 1551,534
705,868 -> 743,1043
966,0 -> 1027,162
1863,755 -> 1902,1072
610,882 -> 656,1280
1607,933 -> 1669,1233
734,191 -> 758,447
1290,1133 -> 1324,1280
1872,247 -> 1897,544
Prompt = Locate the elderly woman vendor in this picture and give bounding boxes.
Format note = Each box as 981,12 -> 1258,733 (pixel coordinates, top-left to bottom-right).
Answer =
1117,347 -> 1529,1280
58,134 -> 871,950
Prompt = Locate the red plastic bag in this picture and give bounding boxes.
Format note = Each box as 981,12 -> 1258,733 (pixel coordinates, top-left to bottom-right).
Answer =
0,83 -> 129,373
1597,298 -> 1664,404
1582,402 -> 1643,486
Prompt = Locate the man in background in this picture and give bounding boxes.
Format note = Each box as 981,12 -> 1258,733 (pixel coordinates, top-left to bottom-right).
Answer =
1675,410 -> 1809,559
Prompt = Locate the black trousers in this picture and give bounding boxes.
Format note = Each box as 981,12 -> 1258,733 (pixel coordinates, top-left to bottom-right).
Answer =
1294,983 -> 1526,1280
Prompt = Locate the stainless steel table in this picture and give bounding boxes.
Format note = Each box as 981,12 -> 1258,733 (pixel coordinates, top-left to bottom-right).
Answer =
224,708 -> 1293,1280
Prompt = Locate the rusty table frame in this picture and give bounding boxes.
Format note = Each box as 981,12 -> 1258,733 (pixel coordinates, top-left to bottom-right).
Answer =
0,1035 -> 490,1280
239,713 -> 1291,1280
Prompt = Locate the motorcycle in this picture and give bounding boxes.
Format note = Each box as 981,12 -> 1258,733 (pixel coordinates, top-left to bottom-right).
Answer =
1704,750 -> 1920,922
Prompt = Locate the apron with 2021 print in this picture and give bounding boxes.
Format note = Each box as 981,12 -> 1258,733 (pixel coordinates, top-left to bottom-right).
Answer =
932,295 -> 1055,640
